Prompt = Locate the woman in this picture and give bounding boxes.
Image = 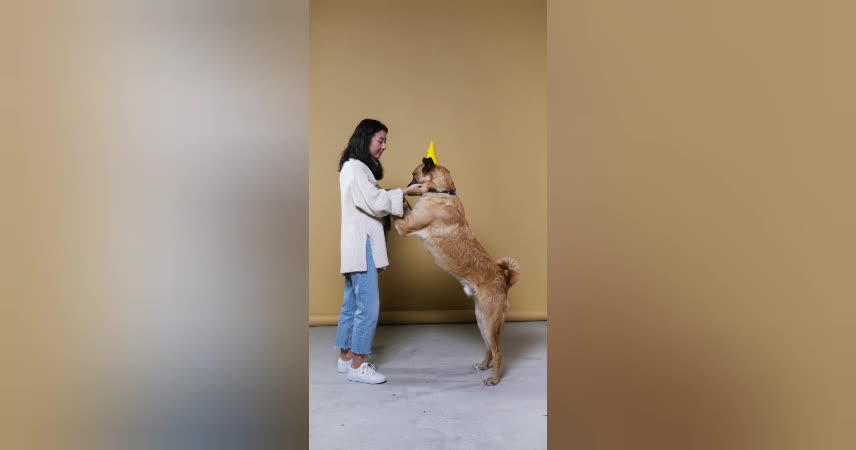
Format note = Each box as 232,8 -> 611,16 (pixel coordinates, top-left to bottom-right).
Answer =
335,118 -> 424,384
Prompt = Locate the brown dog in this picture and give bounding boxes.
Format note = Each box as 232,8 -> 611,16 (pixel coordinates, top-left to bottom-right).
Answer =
393,157 -> 520,385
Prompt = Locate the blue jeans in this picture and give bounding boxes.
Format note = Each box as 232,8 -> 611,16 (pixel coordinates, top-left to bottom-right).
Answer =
335,237 -> 380,355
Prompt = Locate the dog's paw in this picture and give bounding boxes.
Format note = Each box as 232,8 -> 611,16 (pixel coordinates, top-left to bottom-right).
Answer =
483,377 -> 501,386
473,362 -> 491,371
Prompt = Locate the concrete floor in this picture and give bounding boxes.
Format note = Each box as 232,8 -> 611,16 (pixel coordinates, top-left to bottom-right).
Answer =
309,321 -> 547,450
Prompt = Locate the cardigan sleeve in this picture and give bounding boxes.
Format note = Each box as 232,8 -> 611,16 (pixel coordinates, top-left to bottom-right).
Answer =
348,167 -> 405,218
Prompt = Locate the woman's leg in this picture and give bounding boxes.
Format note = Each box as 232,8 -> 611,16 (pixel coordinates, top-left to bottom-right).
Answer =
334,274 -> 357,352
350,237 -> 380,366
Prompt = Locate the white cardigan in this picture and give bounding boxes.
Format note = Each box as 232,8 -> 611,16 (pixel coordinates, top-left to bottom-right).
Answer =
339,158 -> 404,274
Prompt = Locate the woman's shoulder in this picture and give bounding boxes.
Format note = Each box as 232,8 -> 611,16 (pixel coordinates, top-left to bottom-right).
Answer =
342,158 -> 369,169
341,158 -> 371,176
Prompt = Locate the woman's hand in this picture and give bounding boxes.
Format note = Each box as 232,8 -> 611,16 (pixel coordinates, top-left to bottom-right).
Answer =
403,184 -> 425,196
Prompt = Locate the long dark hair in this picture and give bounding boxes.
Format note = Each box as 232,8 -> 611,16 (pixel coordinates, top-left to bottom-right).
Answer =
337,118 -> 387,180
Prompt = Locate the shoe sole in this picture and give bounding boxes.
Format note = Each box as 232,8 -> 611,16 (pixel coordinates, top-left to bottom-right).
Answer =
347,376 -> 387,384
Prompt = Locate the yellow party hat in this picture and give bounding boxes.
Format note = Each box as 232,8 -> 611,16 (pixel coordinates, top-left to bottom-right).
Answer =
425,141 -> 438,164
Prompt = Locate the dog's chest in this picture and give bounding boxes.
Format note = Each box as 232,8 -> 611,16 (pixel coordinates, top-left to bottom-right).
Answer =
421,239 -> 475,296
421,238 -> 448,268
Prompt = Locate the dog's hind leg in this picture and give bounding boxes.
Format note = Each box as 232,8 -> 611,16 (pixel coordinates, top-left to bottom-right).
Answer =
480,295 -> 507,386
473,299 -> 493,371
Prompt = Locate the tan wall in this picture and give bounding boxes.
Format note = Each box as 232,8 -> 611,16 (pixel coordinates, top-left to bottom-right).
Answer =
309,0 -> 547,325
547,1 -> 856,449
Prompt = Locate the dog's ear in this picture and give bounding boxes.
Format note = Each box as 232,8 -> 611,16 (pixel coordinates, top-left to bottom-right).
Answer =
421,157 -> 435,174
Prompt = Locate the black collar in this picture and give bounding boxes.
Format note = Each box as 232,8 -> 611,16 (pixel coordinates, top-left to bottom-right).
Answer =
428,188 -> 456,195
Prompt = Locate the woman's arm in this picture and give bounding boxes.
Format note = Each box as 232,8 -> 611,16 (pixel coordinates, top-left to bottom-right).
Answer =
350,171 -> 405,218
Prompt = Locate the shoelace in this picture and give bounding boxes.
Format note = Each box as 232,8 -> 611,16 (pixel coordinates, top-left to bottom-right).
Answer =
363,363 -> 377,374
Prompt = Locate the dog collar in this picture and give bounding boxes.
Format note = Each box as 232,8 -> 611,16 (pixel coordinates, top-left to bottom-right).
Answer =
428,188 -> 456,195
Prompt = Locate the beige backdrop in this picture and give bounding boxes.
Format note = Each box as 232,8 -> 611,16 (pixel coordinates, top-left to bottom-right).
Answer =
309,0 -> 547,325
547,0 -> 856,449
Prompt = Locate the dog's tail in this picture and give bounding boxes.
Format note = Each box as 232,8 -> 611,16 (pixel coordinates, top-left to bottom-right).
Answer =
496,257 -> 520,288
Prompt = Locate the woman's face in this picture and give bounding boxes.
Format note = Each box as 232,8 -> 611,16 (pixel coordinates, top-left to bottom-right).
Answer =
369,130 -> 387,160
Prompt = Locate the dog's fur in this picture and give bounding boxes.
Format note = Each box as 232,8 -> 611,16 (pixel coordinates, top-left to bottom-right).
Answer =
393,158 -> 520,386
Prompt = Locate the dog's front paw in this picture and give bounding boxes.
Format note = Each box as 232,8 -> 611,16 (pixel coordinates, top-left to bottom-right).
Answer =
473,363 -> 490,371
483,376 -> 501,386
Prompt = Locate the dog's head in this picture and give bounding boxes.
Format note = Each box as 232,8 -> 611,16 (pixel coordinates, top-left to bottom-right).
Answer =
409,157 -> 456,191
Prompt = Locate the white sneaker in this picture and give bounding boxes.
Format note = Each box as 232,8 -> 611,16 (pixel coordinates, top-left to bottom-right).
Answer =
347,362 -> 387,384
337,357 -> 352,373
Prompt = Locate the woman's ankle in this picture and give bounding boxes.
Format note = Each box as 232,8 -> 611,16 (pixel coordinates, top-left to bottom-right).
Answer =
351,354 -> 366,368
